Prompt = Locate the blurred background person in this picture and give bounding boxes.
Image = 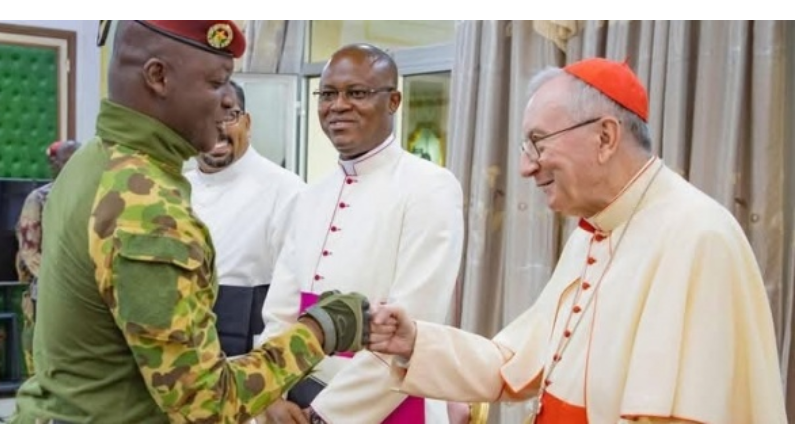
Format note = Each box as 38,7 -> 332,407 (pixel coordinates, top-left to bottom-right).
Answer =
15,139 -> 80,376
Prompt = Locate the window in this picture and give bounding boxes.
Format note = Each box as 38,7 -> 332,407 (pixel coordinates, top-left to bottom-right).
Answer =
232,74 -> 299,172
308,21 -> 456,63
401,73 -> 451,167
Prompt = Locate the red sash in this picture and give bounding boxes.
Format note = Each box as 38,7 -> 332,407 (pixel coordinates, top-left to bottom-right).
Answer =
300,291 -> 426,423
534,391 -> 588,424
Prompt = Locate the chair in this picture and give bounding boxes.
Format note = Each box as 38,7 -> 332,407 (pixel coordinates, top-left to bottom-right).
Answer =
468,402 -> 490,424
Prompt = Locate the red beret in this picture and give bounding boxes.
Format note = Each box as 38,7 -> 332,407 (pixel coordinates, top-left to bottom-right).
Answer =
46,141 -> 62,157
564,58 -> 648,122
136,20 -> 245,58
46,140 -> 79,157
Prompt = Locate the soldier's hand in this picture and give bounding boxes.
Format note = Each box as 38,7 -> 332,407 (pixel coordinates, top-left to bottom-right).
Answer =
263,398 -> 309,424
299,290 -> 370,354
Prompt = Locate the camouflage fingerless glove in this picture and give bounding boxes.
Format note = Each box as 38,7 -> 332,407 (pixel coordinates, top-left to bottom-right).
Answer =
299,290 -> 370,355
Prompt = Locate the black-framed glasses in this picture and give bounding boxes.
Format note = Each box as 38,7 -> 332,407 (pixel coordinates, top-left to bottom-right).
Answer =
222,109 -> 244,125
520,117 -> 602,161
312,87 -> 395,104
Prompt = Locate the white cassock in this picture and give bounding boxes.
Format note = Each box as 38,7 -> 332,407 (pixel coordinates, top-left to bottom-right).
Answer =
186,146 -> 305,288
259,135 -> 464,423
187,146 -> 305,353
391,158 -> 787,424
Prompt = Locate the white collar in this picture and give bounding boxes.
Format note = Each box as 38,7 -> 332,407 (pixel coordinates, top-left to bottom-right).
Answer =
338,135 -> 400,177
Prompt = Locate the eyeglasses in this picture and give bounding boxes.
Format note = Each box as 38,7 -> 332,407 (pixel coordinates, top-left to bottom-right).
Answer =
312,87 -> 395,104
520,117 -> 601,161
222,109 -> 244,125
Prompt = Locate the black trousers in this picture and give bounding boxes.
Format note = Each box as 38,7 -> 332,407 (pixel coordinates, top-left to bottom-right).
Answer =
212,284 -> 269,357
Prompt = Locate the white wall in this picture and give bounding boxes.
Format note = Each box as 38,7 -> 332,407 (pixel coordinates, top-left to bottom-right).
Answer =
0,20 -> 100,143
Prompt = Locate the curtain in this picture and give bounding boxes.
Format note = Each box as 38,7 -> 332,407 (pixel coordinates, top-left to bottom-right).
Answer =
786,247 -> 795,423
445,20 -> 794,423
233,20 -> 305,74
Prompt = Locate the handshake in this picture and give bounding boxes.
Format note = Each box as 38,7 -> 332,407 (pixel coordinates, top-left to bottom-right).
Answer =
298,291 -> 414,358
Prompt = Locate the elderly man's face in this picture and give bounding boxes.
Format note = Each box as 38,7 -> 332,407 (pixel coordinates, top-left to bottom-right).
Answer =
519,76 -> 605,217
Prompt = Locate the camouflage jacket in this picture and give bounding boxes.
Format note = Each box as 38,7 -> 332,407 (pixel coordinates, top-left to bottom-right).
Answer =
11,99 -> 324,424
14,182 -> 53,298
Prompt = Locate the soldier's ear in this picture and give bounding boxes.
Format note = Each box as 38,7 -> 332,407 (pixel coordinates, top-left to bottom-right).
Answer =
142,58 -> 168,97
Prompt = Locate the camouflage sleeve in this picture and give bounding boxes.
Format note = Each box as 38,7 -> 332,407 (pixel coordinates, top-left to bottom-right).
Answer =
88,149 -> 324,422
15,189 -> 44,279
104,230 -> 325,423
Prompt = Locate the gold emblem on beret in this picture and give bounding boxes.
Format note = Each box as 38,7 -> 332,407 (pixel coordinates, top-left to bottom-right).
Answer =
207,23 -> 233,50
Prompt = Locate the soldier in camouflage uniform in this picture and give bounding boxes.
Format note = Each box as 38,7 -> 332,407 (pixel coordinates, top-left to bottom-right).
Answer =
15,139 -> 80,377
9,20 -> 369,424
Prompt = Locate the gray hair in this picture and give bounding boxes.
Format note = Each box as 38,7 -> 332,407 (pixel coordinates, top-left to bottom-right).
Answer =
527,67 -> 652,151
